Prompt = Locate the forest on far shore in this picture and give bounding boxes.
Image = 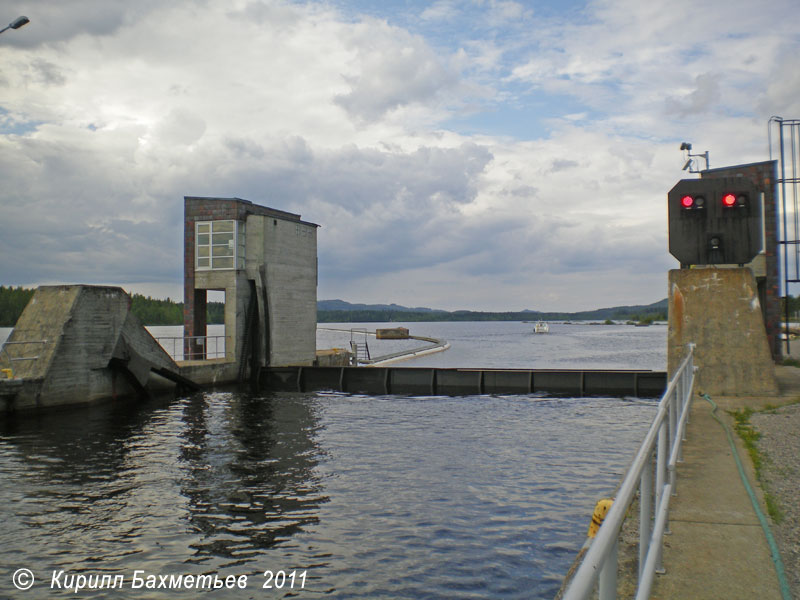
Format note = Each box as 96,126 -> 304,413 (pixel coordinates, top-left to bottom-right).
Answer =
0,285 -> 673,327
0,286 -> 224,327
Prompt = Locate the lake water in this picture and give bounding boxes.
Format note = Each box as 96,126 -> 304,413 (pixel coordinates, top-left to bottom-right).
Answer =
316,321 -> 666,370
0,322 -> 665,599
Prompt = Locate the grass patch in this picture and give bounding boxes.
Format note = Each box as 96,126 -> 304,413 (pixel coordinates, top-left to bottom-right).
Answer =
764,494 -> 783,525
781,357 -> 800,368
729,407 -> 784,524
731,408 -> 762,475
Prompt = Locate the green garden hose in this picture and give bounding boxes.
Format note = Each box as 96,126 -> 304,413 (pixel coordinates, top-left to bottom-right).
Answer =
700,393 -> 792,600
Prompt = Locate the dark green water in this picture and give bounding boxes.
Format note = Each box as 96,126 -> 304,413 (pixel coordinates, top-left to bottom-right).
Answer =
0,389 -> 655,599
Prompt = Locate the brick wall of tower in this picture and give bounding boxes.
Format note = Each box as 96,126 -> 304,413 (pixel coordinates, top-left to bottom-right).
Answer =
183,198 -> 244,345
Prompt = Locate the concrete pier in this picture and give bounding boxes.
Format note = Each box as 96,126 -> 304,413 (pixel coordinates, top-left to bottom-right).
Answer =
647,390 -> 784,598
668,267 -> 778,395
613,367 -> 798,599
594,268 -> 789,597
0,285 -> 194,413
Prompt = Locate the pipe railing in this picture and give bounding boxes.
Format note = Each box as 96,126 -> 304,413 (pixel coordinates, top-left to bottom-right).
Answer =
155,335 -> 230,361
0,339 -> 49,378
0,339 -> 48,361
561,344 -> 695,600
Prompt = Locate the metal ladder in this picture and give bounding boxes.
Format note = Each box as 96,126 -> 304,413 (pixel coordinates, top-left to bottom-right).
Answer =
349,328 -> 371,364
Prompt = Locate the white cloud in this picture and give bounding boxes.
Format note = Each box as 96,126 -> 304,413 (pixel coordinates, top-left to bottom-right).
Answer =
420,0 -> 460,22
664,73 -> 722,117
334,18 -> 465,123
0,0 -> 797,312
152,108 -> 207,147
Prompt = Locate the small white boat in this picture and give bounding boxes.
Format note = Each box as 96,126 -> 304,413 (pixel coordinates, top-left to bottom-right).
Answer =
533,321 -> 549,334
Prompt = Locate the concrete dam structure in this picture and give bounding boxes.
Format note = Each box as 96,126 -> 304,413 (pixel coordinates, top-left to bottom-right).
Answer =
1,195 -> 671,413
0,196 -> 327,413
0,285 -> 195,412
668,267 -> 778,396
182,196 -> 320,384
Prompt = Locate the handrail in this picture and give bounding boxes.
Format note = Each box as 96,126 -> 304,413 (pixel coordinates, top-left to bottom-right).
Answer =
155,335 -> 230,361
560,344 -> 695,600
363,335 -> 450,366
349,328 -> 371,363
0,339 -> 49,374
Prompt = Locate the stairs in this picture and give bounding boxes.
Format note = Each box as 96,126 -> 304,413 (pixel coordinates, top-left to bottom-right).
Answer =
349,328 -> 371,364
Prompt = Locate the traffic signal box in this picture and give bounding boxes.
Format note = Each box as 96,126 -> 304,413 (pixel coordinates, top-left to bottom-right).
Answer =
668,177 -> 762,267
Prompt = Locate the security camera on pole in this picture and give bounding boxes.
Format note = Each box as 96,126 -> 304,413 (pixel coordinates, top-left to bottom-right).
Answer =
679,142 -> 709,174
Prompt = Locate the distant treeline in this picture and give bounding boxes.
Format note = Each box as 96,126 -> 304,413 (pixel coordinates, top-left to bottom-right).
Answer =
0,286 -> 223,327
0,286 -> 35,327
317,307 -> 669,323
1,285 -> 670,327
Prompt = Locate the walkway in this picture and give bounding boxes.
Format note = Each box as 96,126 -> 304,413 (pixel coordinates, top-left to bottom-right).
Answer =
643,367 -> 799,599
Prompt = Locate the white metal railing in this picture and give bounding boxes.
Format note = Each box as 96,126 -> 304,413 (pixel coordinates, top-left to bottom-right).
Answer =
155,335 -> 230,361
561,344 -> 695,600
349,328 -> 371,364
0,339 -> 48,378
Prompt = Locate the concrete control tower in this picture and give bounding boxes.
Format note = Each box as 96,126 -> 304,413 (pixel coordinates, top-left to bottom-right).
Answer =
183,197 -> 318,381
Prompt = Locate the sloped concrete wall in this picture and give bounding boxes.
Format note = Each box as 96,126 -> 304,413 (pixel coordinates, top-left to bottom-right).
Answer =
38,286 -> 132,405
4,285 -> 83,380
668,268 -> 778,396
4,285 -> 181,412
116,310 -> 178,373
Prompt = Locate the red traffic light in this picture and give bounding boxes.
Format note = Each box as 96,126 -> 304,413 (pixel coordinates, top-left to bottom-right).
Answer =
680,195 -> 705,209
722,192 -> 747,208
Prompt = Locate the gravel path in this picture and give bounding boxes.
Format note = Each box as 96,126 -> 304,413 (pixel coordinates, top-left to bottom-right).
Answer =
751,402 -> 800,597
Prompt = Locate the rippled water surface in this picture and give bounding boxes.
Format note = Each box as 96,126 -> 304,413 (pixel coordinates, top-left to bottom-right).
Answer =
0,389 -> 656,599
317,321 -> 666,370
0,323 -> 664,598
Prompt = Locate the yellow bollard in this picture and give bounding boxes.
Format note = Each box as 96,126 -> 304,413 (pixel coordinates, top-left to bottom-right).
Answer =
1,368 -> 13,380
588,498 -> 614,538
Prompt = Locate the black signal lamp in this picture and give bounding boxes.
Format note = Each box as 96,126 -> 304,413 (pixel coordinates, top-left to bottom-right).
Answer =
668,177 -> 761,266
680,194 -> 706,210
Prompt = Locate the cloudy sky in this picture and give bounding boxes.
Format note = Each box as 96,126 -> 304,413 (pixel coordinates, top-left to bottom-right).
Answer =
1,0 -> 798,311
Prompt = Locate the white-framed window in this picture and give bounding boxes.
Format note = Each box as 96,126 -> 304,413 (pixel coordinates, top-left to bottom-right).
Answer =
196,220 -> 238,270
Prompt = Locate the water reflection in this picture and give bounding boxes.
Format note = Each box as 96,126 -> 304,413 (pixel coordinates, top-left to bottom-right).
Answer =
178,391 -> 327,565
0,390 -> 656,599
0,390 -> 329,598
0,398 -> 164,550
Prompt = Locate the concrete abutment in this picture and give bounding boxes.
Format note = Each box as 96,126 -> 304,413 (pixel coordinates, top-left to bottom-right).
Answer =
667,267 -> 778,396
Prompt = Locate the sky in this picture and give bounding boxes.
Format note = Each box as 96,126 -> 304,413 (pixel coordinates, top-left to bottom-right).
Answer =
1,0 -> 798,312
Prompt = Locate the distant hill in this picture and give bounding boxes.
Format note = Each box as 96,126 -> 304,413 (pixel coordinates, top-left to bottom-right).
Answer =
317,299 -> 446,313
565,298 -> 669,321
1,286 -> 667,327
317,298 -> 669,323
